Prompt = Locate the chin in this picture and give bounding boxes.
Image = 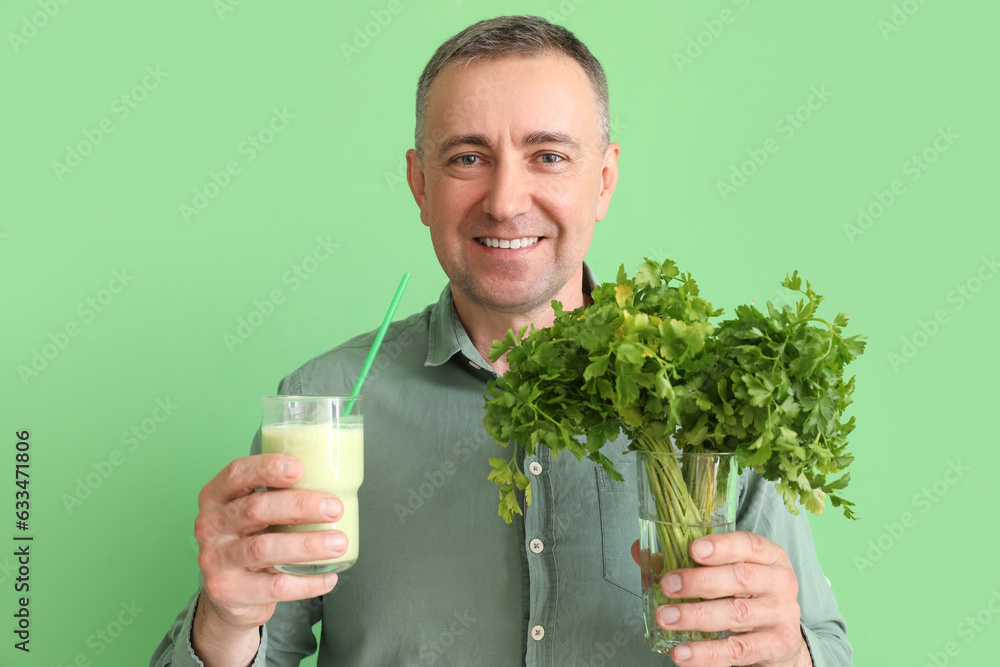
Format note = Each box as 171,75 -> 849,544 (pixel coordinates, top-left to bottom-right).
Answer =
450,266 -> 569,314
469,288 -> 556,315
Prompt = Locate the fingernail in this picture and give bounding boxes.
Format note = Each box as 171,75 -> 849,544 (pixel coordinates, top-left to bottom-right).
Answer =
692,538 -> 713,559
278,458 -> 298,476
673,644 -> 692,662
323,573 -> 338,587
663,574 -> 681,594
322,498 -> 343,519
657,605 -> 679,625
326,532 -> 347,553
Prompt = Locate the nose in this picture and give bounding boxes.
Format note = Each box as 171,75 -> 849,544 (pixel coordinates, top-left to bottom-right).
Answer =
482,158 -> 532,222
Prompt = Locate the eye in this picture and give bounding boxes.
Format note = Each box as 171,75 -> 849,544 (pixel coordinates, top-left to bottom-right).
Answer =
454,154 -> 480,166
539,153 -> 564,164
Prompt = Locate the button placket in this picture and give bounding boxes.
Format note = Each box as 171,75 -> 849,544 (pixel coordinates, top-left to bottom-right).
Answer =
523,446 -> 554,664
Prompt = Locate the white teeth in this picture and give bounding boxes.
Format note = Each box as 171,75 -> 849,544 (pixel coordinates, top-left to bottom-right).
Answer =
478,237 -> 540,249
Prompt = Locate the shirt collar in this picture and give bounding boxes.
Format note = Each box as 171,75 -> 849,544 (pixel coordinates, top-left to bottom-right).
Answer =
425,261 -> 600,370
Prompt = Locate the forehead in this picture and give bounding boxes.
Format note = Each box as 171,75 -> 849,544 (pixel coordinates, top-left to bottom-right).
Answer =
423,52 -> 599,147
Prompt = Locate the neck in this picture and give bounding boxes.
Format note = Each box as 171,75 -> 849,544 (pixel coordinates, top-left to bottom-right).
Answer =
453,267 -> 590,374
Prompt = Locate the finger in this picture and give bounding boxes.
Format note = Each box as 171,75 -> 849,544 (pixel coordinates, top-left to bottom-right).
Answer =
631,542 -> 667,588
233,489 -> 344,532
228,529 -> 349,571
199,455 -> 304,508
196,489 -> 343,542
662,561 -> 798,601
204,569 -> 340,609
670,628 -> 804,667
655,595 -> 793,634
631,541 -> 665,570
688,531 -> 789,568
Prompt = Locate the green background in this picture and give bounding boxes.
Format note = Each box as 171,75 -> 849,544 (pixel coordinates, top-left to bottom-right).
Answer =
2,1 -> 997,664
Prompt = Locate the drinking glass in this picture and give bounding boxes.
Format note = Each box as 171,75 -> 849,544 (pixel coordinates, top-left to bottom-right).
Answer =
261,395 -> 363,575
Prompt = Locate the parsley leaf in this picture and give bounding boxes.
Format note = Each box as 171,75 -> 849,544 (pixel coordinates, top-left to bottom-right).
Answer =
483,258 -> 866,523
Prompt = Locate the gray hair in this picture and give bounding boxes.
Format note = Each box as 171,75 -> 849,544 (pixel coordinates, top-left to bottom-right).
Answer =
414,15 -> 610,160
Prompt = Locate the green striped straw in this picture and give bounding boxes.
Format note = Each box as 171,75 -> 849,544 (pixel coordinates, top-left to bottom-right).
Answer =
344,272 -> 410,416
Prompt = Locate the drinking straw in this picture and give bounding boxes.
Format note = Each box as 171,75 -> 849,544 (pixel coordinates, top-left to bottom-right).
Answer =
344,272 -> 410,416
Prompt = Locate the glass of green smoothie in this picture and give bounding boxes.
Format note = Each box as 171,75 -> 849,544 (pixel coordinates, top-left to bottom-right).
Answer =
261,395 -> 364,575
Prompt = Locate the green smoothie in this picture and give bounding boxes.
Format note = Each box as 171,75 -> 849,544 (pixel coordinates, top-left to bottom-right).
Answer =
262,420 -> 364,574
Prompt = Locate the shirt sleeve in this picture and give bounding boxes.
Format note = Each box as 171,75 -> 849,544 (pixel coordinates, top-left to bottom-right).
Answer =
148,585 -> 270,667
736,471 -> 853,667
149,368 -> 321,667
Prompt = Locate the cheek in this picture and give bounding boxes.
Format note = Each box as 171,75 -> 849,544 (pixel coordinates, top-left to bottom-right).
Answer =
547,188 -> 598,230
542,171 -> 599,213
429,179 -> 480,220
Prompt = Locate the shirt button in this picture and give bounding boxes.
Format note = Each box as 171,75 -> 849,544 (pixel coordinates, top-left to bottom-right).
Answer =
531,625 -> 545,641
529,538 -> 544,554
468,360 -> 481,370
528,461 -> 543,475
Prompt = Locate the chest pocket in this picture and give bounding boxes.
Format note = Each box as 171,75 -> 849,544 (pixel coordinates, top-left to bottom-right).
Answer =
595,462 -> 641,598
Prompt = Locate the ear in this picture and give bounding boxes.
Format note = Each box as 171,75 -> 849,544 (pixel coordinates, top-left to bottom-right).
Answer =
595,142 -> 620,222
406,149 -> 430,227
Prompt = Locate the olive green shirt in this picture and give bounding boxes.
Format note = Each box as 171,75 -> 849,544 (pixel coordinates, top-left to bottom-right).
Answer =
151,271 -> 851,666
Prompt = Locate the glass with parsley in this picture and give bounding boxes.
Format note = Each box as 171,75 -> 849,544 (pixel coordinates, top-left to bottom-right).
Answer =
483,258 -> 865,652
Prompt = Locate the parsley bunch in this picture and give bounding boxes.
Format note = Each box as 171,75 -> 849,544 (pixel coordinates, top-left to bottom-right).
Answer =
483,258 -> 866,524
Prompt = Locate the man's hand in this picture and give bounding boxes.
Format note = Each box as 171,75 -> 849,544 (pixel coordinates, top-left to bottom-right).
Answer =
631,531 -> 812,667
191,454 -> 346,666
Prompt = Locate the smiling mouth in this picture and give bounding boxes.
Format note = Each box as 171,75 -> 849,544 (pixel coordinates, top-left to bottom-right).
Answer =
476,236 -> 541,249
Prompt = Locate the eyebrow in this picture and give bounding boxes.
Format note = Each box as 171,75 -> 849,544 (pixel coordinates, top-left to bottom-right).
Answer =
523,130 -> 581,150
436,134 -> 490,159
435,130 -> 582,160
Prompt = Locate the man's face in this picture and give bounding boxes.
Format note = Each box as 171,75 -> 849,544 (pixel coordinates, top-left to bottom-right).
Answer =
406,52 -> 619,315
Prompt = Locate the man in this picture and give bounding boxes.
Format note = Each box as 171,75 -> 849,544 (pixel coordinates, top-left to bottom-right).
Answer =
152,16 -> 850,667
